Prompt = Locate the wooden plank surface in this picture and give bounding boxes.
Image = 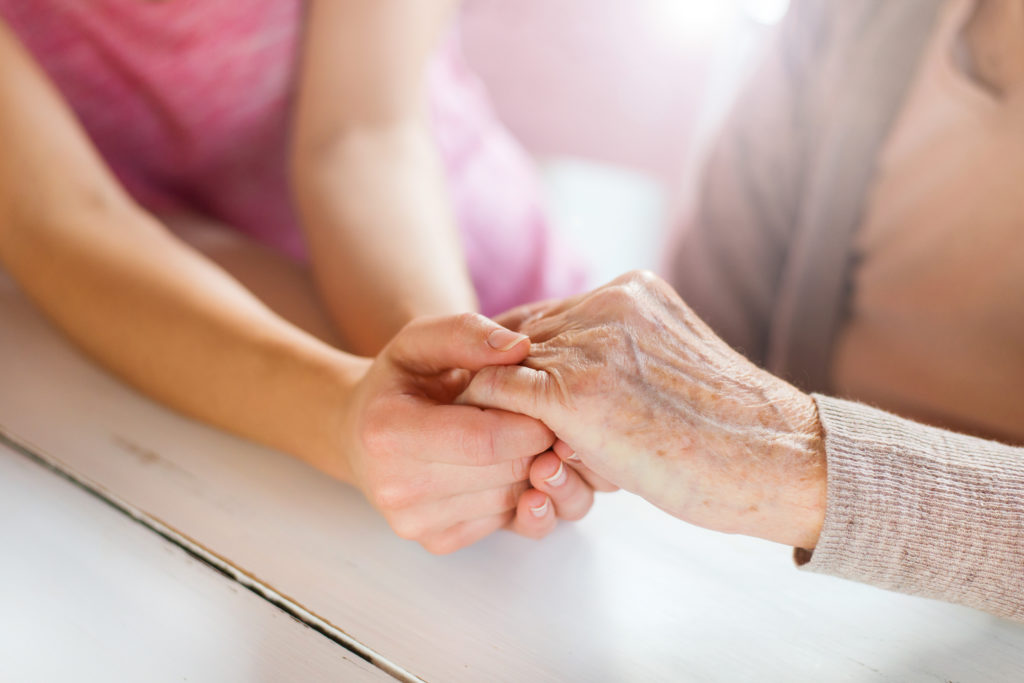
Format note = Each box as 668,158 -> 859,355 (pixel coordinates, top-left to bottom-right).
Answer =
0,441 -> 388,683
2,271 -> 1023,682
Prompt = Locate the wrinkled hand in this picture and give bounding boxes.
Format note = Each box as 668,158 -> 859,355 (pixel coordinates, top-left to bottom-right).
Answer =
490,317 -> 619,539
338,312 -> 592,553
461,272 -> 828,549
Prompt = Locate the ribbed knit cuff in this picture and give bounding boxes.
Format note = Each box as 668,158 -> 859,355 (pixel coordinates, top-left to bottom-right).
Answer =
796,395 -> 1024,621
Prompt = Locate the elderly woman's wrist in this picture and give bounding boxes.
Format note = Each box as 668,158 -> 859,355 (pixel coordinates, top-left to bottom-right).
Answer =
779,392 -> 827,549
735,384 -> 827,549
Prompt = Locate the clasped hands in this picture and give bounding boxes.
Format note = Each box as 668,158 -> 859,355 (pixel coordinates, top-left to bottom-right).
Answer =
345,272 -> 827,554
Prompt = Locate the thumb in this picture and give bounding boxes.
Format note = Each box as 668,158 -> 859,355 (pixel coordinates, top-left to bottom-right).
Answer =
457,364 -> 552,425
386,312 -> 530,374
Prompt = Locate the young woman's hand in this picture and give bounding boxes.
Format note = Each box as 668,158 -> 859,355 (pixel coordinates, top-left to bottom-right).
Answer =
337,312 -> 566,553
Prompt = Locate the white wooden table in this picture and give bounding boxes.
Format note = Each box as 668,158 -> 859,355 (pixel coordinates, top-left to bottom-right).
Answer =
2,271 -> 1023,682
0,442 -> 386,682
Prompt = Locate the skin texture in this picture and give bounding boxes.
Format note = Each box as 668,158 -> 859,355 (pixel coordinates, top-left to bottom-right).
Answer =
462,271 -> 828,550
0,7 -> 591,551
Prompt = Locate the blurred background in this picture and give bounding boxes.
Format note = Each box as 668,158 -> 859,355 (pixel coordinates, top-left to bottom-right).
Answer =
460,0 -> 790,284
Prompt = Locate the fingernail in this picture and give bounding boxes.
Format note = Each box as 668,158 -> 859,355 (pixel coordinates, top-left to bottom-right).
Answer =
487,328 -> 529,351
529,498 -> 550,517
565,449 -> 581,462
544,461 -> 567,487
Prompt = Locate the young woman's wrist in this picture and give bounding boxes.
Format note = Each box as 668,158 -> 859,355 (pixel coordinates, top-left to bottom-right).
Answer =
277,344 -> 371,484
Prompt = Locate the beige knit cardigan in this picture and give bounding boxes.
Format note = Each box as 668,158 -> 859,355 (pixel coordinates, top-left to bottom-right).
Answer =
668,0 -> 1023,621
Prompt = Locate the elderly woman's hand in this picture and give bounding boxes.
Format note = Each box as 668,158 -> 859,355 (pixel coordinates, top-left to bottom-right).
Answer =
461,272 -> 828,549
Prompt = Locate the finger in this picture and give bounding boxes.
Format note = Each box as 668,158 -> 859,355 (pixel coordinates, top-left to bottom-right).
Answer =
393,398 -> 554,465
554,439 -> 618,492
520,291 -> 588,324
388,312 -> 530,375
418,367 -> 473,403
496,306 -> 575,347
552,438 -> 578,461
508,488 -> 557,540
415,456 -> 534,501
493,297 -> 569,331
529,452 -> 594,521
374,456 -> 533,510
516,310 -> 582,346
405,481 -> 531,537
570,463 -> 619,493
419,510 -> 515,555
456,364 -> 553,425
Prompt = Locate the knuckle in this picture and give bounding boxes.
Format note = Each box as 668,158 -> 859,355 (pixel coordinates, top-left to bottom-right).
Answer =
422,535 -> 460,555
620,269 -> 658,287
359,411 -> 398,458
360,430 -> 389,462
602,270 -> 663,308
502,481 -> 530,510
595,284 -> 634,310
370,479 -> 419,512
460,425 -> 495,466
388,512 -> 427,541
452,311 -> 487,341
633,268 -> 659,284
510,455 -> 532,482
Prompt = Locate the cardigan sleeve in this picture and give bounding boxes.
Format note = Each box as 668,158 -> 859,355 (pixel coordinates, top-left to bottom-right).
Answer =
665,0 -> 832,367
797,394 -> 1024,622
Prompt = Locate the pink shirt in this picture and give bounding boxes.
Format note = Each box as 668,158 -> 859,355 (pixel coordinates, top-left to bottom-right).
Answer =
0,0 -> 588,315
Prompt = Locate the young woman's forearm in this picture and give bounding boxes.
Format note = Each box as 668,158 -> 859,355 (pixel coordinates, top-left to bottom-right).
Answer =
0,204 -> 365,480
292,123 -> 477,356
0,19 -> 360,478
